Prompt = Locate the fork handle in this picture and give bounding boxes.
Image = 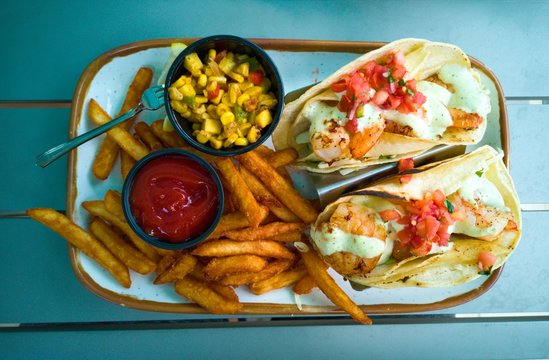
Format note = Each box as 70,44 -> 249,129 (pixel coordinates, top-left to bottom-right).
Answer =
36,105 -> 143,168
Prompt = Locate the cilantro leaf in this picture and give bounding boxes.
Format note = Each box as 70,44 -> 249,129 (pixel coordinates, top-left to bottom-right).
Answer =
444,199 -> 454,213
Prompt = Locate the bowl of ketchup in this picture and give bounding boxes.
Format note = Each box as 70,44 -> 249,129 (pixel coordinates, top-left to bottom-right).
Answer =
122,149 -> 224,250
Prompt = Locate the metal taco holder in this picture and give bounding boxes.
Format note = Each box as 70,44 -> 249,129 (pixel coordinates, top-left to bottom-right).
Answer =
289,144 -> 466,208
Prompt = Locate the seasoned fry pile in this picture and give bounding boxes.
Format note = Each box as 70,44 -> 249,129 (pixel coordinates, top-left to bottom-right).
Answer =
27,67 -> 372,324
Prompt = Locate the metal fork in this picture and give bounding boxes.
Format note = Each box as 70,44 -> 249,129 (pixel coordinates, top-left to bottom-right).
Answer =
35,85 -> 165,168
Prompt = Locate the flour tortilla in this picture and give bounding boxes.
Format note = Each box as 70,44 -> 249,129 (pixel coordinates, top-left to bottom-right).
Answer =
310,146 -> 521,288
274,38 -> 489,173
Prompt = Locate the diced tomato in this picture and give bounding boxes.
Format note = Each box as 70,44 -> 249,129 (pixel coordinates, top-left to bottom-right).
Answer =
331,79 -> 347,93
410,235 -> 424,249
249,70 -> 264,86
413,91 -> 427,106
399,174 -> 413,184
392,50 -> 406,66
207,84 -> 220,100
363,60 -> 377,76
424,216 -> 440,241
410,241 -> 432,257
478,251 -> 497,272
344,117 -> 359,133
338,95 -> 353,113
372,90 -> 389,106
392,65 -> 406,79
397,227 -> 413,245
379,209 -> 401,222
432,189 -> 446,207
398,158 -> 414,173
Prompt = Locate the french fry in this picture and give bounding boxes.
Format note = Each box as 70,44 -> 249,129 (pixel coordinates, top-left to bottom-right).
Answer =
266,231 -> 303,243
237,151 -> 319,224
221,222 -> 306,242
92,67 -> 153,179
253,145 -> 275,157
135,121 -> 164,151
175,276 -> 243,314
203,255 -> 268,280
157,253 -> 178,275
292,274 -> 317,295
249,266 -> 307,295
208,206 -> 270,239
220,259 -> 293,286
104,190 -> 125,220
239,166 -> 300,222
192,240 -> 296,260
215,158 -> 263,228
90,218 -> 156,275
27,208 -> 131,288
88,99 -> 150,161
120,148 -> 136,180
265,148 -> 299,168
82,200 -> 160,263
300,246 -> 372,325
154,253 -> 197,285
189,264 -> 240,302
150,119 -> 187,147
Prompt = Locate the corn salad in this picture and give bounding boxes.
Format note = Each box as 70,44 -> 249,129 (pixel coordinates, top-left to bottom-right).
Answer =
168,49 -> 278,149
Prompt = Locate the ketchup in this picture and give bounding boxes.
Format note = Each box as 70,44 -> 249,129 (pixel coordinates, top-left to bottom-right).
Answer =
129,155 -> 220,243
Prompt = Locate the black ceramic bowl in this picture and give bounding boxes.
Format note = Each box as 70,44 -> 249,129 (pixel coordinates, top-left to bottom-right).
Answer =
164,35 -> 284,157
122,148 -> 224,250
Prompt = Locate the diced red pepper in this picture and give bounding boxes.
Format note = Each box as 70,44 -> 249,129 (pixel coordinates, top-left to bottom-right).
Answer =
207,84 -> 220,100
249,70 -> 264,86
214,50 -> 227,63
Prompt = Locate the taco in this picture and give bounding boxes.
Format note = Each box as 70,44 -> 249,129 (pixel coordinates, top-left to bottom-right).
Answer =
273,38 -> 492,173
308,145 -> 521,288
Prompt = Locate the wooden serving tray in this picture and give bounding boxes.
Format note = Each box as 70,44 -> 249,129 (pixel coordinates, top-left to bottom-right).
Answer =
66,38 -> 509,316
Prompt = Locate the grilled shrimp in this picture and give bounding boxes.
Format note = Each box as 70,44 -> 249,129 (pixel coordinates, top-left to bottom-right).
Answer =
426,75 -> 483,130
310,124 -> 350,162
322,202 -> 387,275
449,194 -> 514,241
348,121 -> 385,159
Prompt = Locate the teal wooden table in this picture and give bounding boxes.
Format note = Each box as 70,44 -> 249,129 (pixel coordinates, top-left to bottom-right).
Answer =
2,1 -> 549,358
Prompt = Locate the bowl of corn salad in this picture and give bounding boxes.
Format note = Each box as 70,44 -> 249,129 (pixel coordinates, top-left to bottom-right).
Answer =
164,35 -> 284,156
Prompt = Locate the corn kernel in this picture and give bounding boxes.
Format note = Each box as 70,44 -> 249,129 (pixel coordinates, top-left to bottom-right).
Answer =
210,89 -> 224,105
195,95 -> 208,105
172,75 -> 189,88
180,84 -> 196,97
239,122 -> 252,135
255,109 -> 273,128
247,126 -> 261,143
223,133 -> 239,147
194,104 -> 207,115
216,103 -> 230,116
184,53 -> 204,75
228,83 -> 241,104
208,49 -> 217,60
202,118 -> 222,134
228,71 -> 245,83
244,86 -> 263,97
239,81 -> 254,91
237,93 -> 250,107
235,62 -> 250,77
168,86 -> 183,100
208,75 -> 227,84
220,111 -> 235,125
209,137 -> 223,149
206,80 -> 218,93
196,132 -> 210,144
197,74 -> 208,88
205,68 -> 213,77
221,93 -> 233,107
234,137 -> 249,146
170,100 -> 188,115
